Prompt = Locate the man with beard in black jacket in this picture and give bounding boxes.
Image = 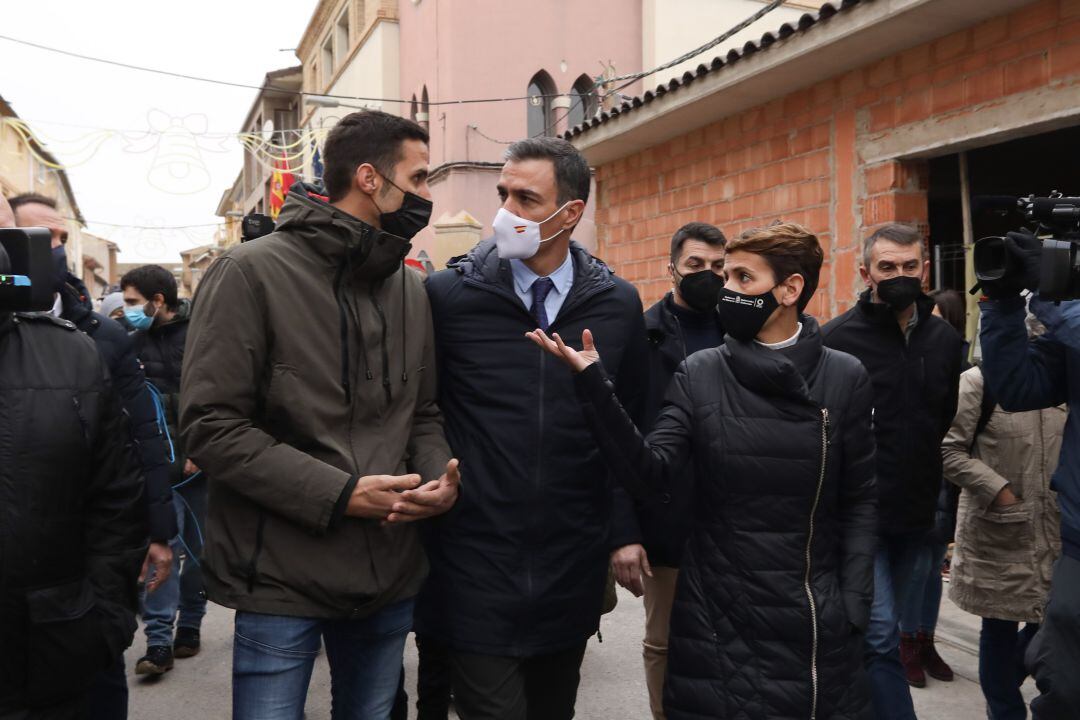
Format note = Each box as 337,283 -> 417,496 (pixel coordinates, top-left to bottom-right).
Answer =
0,237 -> 147,719
11,194 -> 176,718
822,224 -> 961,720
627,221 -> 726,719
419,137 -> 649,720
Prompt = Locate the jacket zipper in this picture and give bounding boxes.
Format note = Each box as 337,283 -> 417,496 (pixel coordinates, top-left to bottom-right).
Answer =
529,349 -> 545,603
458,271 -> 615,615
804,407 -> 829,720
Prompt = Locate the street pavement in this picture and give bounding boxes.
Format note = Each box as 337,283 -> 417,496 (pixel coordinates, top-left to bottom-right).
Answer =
124,584 -> 1037,719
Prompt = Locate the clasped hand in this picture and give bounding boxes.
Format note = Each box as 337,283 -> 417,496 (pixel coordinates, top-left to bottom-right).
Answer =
346,458 -> 461,523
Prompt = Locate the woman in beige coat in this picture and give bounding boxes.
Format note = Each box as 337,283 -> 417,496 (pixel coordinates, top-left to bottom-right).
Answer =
942,364 -> 1066,720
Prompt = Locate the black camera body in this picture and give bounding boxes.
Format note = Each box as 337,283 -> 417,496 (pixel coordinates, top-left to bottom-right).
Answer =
241,213 -> 275,243
974,194 -> 1080,301
0,227 -> 55,312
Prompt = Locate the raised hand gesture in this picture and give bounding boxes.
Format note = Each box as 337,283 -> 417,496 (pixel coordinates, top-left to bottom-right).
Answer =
525,328 -> 600,374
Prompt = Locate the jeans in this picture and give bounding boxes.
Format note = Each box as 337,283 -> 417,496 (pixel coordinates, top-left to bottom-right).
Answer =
980,618 -> 1038,720
865,533 -> 932,720
232,598 -> 415,720
899,541 -> 948,635
141,480 -> 208,647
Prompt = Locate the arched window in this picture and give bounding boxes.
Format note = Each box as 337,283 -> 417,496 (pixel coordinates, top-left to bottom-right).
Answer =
567,74 -> 599,130
409,94 -> 418,121
526,70 -> 556,138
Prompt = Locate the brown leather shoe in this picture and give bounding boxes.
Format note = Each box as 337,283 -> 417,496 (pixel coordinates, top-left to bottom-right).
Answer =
918,631 -> 954,681
900,633 -> 926,687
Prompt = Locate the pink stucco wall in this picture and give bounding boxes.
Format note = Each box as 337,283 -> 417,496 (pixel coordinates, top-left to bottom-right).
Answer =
399,0 -> 642,262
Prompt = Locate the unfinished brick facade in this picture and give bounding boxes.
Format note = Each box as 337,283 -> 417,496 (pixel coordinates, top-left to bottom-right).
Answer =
589,0 -> 1080,319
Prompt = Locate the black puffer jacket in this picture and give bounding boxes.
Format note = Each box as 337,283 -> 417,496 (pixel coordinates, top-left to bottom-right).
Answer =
417,240 -> 648,656
133,298 -> 191,485
60,275 -> 176,541
0,312 -> 147,713
822,291 -> 962,536
575,319 -> 876,720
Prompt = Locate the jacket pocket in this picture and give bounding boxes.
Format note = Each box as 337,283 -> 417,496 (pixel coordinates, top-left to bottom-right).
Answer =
972,502 -> 1034,562
25,578 -> 112,706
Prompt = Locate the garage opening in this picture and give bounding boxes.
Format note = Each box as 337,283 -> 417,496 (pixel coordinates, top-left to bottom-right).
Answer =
927,123 -> 1080,293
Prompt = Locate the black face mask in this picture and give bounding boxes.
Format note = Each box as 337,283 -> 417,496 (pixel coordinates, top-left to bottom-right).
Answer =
876,275 -> 922,312
50,245 -> 68,293
675,268 -> 726,314
715,286 -> 780,342
377,175 -> 433,241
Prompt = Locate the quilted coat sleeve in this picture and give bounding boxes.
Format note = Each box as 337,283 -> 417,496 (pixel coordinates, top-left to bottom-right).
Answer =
608,306 -> 650,551
837,365 -> 878,632
574,361 -> 694,502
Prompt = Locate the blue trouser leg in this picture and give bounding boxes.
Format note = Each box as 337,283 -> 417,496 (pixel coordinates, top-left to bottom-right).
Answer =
919,543 -> 948,633
865,534 -> 930,720
232,613 -> 321,720
175,477 -> 208,631
981,618 -> 1039,720
140,494 -> 185,647
231,599 -> 415,720
323,598 -> 415,720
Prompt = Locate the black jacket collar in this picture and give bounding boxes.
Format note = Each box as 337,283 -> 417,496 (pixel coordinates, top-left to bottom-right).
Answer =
449,239 -> 616,310
723,315 -> 824,405
59,273 -> 93,327
855,287 -> 936,332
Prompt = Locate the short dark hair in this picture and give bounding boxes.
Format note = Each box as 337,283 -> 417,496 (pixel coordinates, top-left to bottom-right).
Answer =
322,110 -> 430,202
8,193 -> 58,213
120,264 -> 178,310
504,137 -> 591,207
726,222 -> 823,312
863,223 -> 923,267
930,289 -> 966,337
670,222 -> 726,266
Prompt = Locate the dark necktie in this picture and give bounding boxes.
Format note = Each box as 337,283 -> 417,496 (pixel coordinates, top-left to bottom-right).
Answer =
530,277 -> 556,332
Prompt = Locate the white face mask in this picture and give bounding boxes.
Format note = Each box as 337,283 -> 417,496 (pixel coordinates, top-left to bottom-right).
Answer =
492,202 -> 571,260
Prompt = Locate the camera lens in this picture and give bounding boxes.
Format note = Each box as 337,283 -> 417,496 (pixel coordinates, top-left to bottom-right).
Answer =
974,236 -> 1009,282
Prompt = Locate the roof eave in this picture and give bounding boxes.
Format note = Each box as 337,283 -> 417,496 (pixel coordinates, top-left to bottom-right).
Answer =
569,0 -> 1034,166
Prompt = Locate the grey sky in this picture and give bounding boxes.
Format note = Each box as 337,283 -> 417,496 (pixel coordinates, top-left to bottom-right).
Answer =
0,0 -> 317,263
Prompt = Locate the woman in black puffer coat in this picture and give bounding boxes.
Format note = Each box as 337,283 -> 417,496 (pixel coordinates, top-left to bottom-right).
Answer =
530,223 -> 877,720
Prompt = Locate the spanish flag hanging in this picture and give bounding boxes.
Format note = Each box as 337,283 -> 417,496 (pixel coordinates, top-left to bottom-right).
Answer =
269,151 -> 296,220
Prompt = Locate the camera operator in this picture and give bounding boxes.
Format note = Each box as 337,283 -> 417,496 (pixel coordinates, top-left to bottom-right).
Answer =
978,229 -> 1079,720
0,208 -> 148,718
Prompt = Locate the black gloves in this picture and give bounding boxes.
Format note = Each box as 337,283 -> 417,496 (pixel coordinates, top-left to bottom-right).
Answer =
981,230 -> 1043,299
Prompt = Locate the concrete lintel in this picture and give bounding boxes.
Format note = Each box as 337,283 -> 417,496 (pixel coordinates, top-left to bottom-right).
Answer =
860,83 -> 1080,163
572,0 -> 1033,166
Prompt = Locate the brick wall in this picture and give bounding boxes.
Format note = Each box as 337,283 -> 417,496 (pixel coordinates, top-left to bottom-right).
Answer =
592,0 -> 1080,319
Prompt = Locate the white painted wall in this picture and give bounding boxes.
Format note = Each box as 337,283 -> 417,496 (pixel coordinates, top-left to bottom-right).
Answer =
643,0 -> 819,89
